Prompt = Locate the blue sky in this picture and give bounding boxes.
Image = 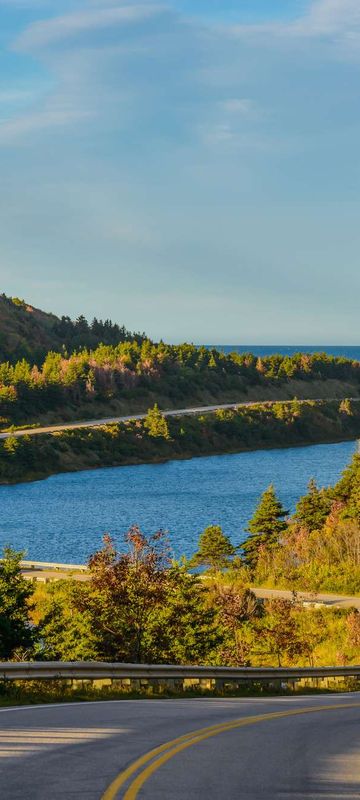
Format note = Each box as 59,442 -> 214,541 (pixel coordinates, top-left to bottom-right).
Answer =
1,0 -> 360,344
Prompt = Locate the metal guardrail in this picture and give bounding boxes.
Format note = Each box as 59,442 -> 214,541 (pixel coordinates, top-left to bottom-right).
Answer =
0,662 -> 359,682
20,560 -> 87,572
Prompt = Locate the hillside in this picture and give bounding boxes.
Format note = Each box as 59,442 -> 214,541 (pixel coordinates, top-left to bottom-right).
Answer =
0,293 -> 145,363
0,294 -> 60,363
1,293 -> 360,432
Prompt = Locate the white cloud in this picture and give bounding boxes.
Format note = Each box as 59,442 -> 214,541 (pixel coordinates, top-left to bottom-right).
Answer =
15,4 -> 168,50
300,0 -> 360,36
0,107 -> 90,144
222,98 -> 254,115
229,0 -> 360,40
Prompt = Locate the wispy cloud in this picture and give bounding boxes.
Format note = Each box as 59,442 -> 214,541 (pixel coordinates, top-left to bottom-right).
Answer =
1,0 -> 360,342
0,107 -> 90,144
15,5 -> 168,50
229,0 -> 360,41
221,98 -> 254,115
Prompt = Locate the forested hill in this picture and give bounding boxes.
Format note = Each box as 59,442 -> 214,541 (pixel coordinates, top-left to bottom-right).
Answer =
0,294 -> 145,363
1,293 -> 360,429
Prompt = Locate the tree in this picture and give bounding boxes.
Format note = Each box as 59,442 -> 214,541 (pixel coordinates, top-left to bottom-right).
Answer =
293,479 -> 332,532
144,404 -> 170,439
346,610 -> 360,649
0,547 -> 35,659
242,485 -> 288,569
215,585 -> 259,666
339,398 -> 353,416
2,436 -> 20,456
254,599 -> 304,667
39,530 -> 219,664
78,528 -> 171,663
148,567 -> 220,664
37,580 -> 98,661
191,526 -> 236,571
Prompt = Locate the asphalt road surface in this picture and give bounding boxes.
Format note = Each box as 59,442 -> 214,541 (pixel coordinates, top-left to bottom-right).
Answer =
1,695 -> 360,798
251,587 -> 360,610
2,398 -> 359,439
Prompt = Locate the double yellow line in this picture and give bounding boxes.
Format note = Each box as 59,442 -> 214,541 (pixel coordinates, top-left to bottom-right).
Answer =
101,702 -> 360,800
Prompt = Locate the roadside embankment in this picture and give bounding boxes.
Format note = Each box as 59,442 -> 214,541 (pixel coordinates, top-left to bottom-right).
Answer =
1,398 -> 359,485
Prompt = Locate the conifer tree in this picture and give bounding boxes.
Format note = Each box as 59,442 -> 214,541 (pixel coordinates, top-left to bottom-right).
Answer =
191,525 -> 236,571
144,404 -> 170,439
242,485 -> 288,569
293,479 -> 331,531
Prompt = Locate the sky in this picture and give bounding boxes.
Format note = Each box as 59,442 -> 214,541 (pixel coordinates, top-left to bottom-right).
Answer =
0,0 -> 360,344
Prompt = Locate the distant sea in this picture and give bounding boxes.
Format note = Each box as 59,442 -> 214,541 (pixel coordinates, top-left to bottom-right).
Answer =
208,345 -> 360,361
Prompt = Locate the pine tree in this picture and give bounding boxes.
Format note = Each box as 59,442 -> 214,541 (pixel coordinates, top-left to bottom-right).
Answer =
293,479 -> 331,531
144,404 -> 170,439
191,525 -> 236,571
242,485 -> 288,569
339,398 -> 353,416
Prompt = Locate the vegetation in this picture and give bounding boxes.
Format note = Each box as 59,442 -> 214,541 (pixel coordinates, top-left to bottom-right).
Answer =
242,485 -> 288,569
250,453 -> 360,594
1,398 -> 360,484
190,526 -> 237,571
0,293 -> 145,365
1,453 -> 360,675
0,547 -> 35,659
1,301 -> 360,430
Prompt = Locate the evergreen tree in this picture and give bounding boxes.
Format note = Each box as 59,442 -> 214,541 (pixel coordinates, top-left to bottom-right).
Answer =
191,525 -> 236,571
0,547 -> 35,659
339,398 -> 353,416
242,485 -> 288,569
293,479 -> 332,531
144,404 -> 170,439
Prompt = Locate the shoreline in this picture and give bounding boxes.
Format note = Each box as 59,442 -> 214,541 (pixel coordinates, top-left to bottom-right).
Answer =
1,431 -> 358,487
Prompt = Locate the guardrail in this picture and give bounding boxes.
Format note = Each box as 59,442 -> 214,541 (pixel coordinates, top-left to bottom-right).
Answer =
1,662 -> 359,684
20,560 -> 88,572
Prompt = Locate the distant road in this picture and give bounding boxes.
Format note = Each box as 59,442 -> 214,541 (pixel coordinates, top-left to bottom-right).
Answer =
19,561 -> 360,608
252,586 -> 360,610
0,401 -> 272,439
1,696 -> 360,798
1,398 -> 359,440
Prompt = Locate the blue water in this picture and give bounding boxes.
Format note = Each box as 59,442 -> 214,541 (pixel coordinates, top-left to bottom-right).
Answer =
208,345 -> 360,360
0,440 -> 357,564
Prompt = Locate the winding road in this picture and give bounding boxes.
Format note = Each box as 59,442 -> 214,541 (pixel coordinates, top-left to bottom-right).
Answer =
1,695 -> 360,798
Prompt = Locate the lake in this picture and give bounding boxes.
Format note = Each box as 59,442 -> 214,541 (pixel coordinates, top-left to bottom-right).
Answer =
0,439 -> 358,564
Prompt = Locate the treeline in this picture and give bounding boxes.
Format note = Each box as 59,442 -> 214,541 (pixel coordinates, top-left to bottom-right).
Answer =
0,294 -> 146,365
52,315 -> 146,352
1,399 -> 360,484
1,341 -> 360,427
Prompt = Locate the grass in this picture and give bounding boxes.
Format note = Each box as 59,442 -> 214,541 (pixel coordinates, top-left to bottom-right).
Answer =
1,679 -> 360,707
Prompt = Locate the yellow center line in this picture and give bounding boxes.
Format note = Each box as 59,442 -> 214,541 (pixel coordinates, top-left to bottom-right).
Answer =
101,703 -> 360,800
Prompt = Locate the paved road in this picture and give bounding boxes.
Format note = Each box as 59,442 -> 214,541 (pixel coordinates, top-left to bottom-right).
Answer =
0,402 -> 251,439
17,559 -> 360,608
2,397 -> 359,439
251,586 -> 360,610
0,695 -> 359,798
